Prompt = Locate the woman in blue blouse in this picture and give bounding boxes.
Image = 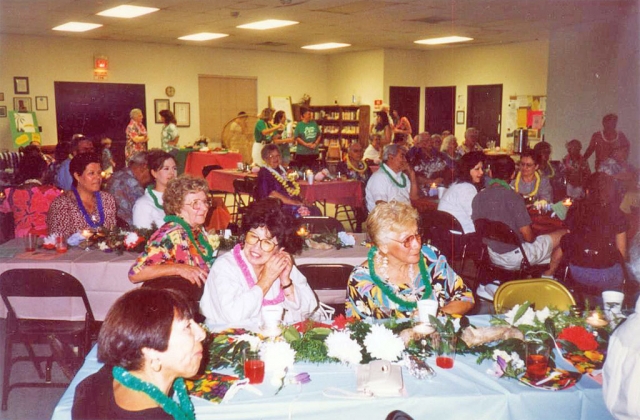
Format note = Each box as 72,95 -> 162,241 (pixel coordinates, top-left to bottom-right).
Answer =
346,201 -> 474,320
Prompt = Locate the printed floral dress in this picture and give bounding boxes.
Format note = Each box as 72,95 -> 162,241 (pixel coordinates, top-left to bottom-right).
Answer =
345,244 -> 474,320
0,184 -> 62,237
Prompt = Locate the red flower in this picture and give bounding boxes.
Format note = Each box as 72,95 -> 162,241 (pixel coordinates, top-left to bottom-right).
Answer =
331,314 -> 357,330
558,326 -> 598,351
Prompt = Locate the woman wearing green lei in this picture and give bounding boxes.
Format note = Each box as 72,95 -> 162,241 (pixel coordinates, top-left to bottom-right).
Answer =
133,150 -> 177,230
129,175 -> 217,291
73,288 -> 205,420
346,201 -> 475,320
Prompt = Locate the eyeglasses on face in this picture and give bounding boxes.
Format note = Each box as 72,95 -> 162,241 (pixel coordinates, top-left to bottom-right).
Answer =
390,233 -> 422,248
267,153 -> 281,160
184,198 -> 212,210
520,162 -> 536,168
245,231 -> 278,252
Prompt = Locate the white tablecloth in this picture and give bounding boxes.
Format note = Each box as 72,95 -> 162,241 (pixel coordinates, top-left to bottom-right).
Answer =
0,235 -> 368,321
51,315 -> 613,420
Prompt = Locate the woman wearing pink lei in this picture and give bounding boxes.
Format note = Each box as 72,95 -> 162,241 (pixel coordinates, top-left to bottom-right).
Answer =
200,199 -> 317,327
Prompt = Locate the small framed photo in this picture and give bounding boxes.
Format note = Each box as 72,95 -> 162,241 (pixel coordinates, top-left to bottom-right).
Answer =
174,102 -> 190,127
35,96 -> 49,111
14,77 -> 29,95
0,106 -> 6,118
13,97 -> 32,112
154,99 -> 170,123
0,92 -> 4,101
456,110 -> 465,125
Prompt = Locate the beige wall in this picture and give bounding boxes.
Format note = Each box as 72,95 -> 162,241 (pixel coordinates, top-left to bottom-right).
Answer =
0,34 -> 329,149
327,50 -> 385,114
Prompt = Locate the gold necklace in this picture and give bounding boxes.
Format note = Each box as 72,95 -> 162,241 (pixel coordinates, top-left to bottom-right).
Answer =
347,157 -> 368,174
514,171 -> 540,198
266,166 -> 300,196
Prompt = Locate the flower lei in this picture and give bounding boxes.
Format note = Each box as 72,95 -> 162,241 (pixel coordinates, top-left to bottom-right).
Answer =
164,215 -> 215,264
539,162 -> 555,179
233,244 -> 284,306
112,366 -> 195,420
488,179 -> 512,190
72,188 -> 105,228
514,171 -> 540,198
366,246 -> 432,309
347,158 -> 368,174
381,164 -> 407,188
147,185 -> 163,210
266,166 -> 300,197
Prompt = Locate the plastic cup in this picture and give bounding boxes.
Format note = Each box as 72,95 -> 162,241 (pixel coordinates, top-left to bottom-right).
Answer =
24,233 -> 38,252
437,187 -> 447,199
432,332 -> 457,369
243,350 -> 264,384
237,162 -> 244,171
261,307 -> 283,335
525,341 -> 550,381
417,299 -> 439,324
55,234 -> 68,254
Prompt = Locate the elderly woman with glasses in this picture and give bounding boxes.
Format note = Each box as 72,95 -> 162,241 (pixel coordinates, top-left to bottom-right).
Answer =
129,175 -> 217,288
346,201 -> 474,320
200,199 -> 318,326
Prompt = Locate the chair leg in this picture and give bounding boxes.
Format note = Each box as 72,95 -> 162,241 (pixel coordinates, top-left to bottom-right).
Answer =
2,338 -> 12,410
25,343 -> 45,379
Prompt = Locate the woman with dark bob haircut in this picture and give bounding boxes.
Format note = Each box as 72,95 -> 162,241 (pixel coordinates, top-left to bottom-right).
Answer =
47,152 -> 117,237
437,151 -> 485,233
201,199 -> 318,326
129,175 -> 216,289
72,288 -> 205,420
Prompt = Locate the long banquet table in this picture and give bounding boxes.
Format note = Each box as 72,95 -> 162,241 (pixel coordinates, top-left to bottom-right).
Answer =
0,235 -> 368,321
51,314 -> 613,420
206,169 -> 365,210
184,151 -> 243,177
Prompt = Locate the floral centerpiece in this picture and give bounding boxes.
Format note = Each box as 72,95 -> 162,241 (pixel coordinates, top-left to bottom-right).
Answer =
303,230 -> 356,250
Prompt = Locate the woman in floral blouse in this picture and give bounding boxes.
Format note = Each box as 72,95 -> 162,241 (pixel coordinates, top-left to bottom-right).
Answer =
345,201 -> 474,320
129,175 -> 218,289
125,108 -> 148,164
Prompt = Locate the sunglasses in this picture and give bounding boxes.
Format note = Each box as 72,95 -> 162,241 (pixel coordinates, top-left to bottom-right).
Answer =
390,233 -> 422,248
245,231 -> 278,252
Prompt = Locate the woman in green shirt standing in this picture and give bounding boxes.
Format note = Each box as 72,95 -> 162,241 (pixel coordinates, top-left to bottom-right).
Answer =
293,107 -> 322,171
252,108 -> 283,166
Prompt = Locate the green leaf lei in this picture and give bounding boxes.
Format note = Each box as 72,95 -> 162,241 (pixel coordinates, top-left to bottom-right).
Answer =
164,215 -> 215,264
147,185 -> 163,210
488,178 -> 511,190
381,164 -> 407,188
112,366 -> 195,420
367,246 -> 432,310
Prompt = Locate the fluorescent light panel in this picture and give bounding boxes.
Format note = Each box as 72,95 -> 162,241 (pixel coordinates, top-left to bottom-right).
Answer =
179,32 -> 228,41
414,36 -> 473,45
302,43 -> 350,50
52,22 -> 103,32
97,5 -> 159,18
237,19 -> 298,30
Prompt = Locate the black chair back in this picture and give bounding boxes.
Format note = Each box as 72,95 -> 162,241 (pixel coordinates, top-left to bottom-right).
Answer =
297,263 -> 354,316
202,164 -> 223,179
420,210 -> 464,260
299,216 -> 345,233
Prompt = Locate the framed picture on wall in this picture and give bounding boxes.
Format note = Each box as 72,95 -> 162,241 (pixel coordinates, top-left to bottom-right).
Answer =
154,99 -> 170,123
13,97 -> 32,112
35,96 -> 48,111
456,110 -> 465,125
174,102 -> 190,127
0,106 -> 6,118
14,77 -> 29,94
0,92 -> 4,101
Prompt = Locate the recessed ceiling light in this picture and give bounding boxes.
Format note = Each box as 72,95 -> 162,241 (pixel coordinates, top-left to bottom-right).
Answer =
414,36 -> 473,45
52,22 -> 103,32
178,32 -> 229,41
302,43 -> 351,50
97,5 -> 159,18
237,19 -> 298,30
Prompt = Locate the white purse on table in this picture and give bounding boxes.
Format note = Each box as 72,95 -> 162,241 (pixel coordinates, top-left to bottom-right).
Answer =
356,360 -> 404,397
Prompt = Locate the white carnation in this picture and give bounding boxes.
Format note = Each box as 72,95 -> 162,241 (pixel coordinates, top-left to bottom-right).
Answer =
535,307 -> 551,323
492,349 -> 511,363
504,304 -> 536,326
259,341 -> 295,373
363,324 -> 405,361
234,334 -> 261,351
325,331 -> 362,365
97,241 -> 110,251
124,232 -> 139,246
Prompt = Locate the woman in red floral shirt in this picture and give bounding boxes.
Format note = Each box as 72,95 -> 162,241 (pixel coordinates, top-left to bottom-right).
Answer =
0,147 -> 61,237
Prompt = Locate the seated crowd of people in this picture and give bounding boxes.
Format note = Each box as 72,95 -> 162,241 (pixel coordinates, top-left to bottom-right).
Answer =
0,110 -> 636,420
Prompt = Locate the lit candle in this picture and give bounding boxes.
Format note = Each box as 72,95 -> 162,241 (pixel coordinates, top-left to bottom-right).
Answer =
101,171 -> 106,178
586,311 -> 608,328
81,229 -> 92,239
563,198 -> 572,206
430,183 -> 437,189
296,226 -> 308,237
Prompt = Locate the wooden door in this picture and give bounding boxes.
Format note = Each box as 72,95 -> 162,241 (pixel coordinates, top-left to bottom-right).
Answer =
467,84 -> 502,147
389,86 -> 420,137
425,86 -> 455,135
54,82 -> 146,168
198,76 -> 257,147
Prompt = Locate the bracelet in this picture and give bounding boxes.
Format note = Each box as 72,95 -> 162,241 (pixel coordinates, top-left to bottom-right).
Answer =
281,282 -> 293,289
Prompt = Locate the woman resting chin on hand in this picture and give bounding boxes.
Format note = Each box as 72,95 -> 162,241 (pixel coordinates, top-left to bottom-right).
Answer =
200,199 -> 318,327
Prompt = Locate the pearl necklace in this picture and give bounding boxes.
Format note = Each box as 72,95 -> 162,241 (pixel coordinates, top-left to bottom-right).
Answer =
265,166 -> 300,197
514,171 -> 540,198
600,130 -> 618,144
232,244 -> 284,306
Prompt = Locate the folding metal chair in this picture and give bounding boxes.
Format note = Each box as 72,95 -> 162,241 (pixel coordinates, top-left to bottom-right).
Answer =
493,278 -> 576,313
297,263 -> 354,317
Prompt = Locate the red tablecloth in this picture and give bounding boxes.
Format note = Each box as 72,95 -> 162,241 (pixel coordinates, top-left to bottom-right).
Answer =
206,169 -> 365,209
184,151 -> 243,177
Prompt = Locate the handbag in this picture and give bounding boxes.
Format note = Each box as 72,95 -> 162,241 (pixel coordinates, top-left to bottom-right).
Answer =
356,360 -> 404,397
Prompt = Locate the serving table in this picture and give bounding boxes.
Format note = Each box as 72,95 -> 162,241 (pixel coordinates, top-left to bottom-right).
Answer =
0,235 -> 368,321
51,314 -> 613,420
184,151 -> 243,177
206,169 -> 365,212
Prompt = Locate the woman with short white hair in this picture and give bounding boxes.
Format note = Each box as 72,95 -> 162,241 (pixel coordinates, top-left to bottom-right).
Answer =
125,108 -> 148,164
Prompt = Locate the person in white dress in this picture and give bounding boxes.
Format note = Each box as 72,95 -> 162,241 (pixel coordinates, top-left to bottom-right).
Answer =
132,150 -> 177,230
200,199 -> 318,327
